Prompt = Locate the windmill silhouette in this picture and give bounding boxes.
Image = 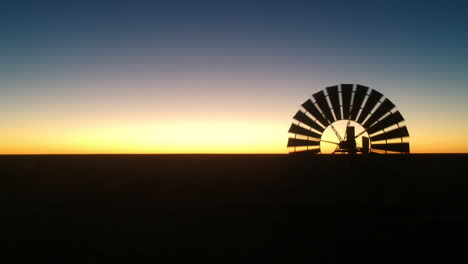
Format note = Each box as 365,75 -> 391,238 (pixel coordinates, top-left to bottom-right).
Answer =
287,84 -> 409,155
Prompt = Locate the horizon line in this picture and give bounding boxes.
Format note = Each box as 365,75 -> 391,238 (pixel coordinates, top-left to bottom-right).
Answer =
1,153 -> 468,155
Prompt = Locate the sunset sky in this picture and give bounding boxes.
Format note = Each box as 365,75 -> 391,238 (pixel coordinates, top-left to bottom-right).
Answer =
2,0 -> 468,154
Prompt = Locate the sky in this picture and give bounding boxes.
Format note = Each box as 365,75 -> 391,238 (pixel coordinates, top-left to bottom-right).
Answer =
2,0 -> 468,154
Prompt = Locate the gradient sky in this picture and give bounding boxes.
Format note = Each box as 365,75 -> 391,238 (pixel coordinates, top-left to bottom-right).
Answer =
2,0 -> 468,154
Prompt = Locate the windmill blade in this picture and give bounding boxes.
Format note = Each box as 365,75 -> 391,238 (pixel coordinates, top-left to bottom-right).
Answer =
370,126 -> 409,142
341,84 -> 353,119
371,142 -> 410,153
288,124 -> 321,140
326,85 -> 341,120
357,89 -> 383,124
301,99 -> 329,127
293,111 -> 325,133
367,111 -> 405,135
287,138 -> 320,147
362,98 -> 396,128
349,85 -> 368,121
313,90 -> 335,123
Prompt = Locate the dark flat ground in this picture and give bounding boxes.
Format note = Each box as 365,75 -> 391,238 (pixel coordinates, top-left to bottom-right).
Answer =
2,154 -> 468,263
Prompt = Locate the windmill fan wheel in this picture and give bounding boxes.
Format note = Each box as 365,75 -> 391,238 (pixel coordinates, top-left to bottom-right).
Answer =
287,84 -> 410,154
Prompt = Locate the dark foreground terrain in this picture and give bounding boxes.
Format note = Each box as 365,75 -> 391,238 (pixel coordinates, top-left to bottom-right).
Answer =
2,154 -> 468,262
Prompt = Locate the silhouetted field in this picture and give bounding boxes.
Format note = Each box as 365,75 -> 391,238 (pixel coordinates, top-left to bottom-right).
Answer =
2,154 -> 468,262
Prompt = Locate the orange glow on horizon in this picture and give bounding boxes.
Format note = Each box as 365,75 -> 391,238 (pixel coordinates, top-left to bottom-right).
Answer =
3,119 -> 467,154
2,120 -> 288,154
2,79 -> 468,154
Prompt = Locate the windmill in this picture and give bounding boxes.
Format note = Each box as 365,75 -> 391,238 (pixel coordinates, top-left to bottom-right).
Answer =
287,84 -> 409,154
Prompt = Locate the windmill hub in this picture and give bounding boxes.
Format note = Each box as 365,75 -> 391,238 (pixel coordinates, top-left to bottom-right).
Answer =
338,140 -> 356,151
337,126 -> 358,154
